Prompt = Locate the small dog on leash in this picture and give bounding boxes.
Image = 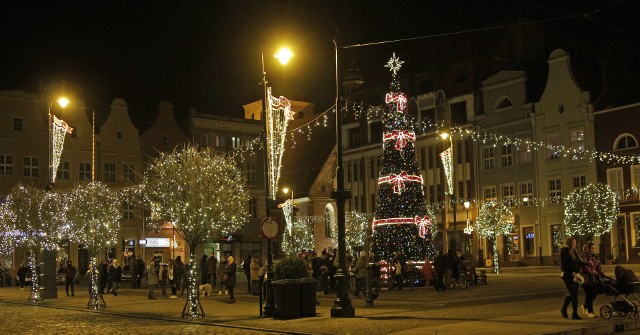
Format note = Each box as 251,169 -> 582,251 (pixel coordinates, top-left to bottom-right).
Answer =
199,284 -> 212,297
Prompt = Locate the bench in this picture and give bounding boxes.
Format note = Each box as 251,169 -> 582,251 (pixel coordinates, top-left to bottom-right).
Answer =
474,269 -> 487,285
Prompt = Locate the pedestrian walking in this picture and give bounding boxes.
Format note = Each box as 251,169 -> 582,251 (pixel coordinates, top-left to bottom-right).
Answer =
109,259 -> 122,296
168,259 -> 178,298
421,257 -> 435,289
560,236 -> 586,320
64,260 -> 77,297
99,258 -> 109,294
135,255 -> 145,289
147,258 -> 159,299
174,256 -> 184,296
225,256 -> 237,303
243,254 -> 252,292
199,255 -> 208,285
250,256 -> 261,295
580,241 -> 605,318
207,253 -> 218,289
158,262 -> 168,297
353,252 -> 367,296
217,255 -> 228,295
17,263 -> 28,291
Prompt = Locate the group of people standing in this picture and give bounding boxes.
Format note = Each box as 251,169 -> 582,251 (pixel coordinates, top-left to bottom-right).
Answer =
560,236 -> 606,320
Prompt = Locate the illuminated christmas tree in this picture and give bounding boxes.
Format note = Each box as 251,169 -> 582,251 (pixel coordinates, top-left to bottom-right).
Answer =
372,53 -> 435,262
143,144 -> 249,319
3,184 -> 68,302
65,181 -> 122,309
564,183 -> 617,242
475,201 -> 514,274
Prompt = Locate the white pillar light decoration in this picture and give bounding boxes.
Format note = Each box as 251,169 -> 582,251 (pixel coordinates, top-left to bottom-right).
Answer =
266,88 -> 294,200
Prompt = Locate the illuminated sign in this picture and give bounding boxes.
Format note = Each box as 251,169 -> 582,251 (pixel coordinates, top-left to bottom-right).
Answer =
144,238 -> 170,248
525,233 -> 535,239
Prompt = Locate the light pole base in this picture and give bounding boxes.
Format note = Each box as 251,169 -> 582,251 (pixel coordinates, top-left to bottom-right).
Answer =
331,270 -> 355,318
262,276 -> 275,318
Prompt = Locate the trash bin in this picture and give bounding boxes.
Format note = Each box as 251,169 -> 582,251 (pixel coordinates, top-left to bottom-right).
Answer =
272,280 -> 301,319
299,278 -> 318,317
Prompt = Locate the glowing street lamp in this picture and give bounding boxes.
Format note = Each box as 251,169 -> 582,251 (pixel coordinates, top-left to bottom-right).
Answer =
48,96 -> 72,190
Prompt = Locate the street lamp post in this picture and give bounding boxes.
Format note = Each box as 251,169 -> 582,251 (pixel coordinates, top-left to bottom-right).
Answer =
261,48 -> 292,318
463,201 -> 472,261
330,36 -> 355,318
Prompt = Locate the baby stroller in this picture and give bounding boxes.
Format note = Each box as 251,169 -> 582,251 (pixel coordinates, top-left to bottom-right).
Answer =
599,266 -> 640,319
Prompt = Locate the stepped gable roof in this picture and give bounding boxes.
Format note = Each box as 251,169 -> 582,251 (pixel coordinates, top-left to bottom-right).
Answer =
278,111 -> 336,200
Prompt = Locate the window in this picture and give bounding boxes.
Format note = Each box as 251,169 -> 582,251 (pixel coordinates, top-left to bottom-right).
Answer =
0,155 -> 14,175
353,162 -> 359,182
23,156 -> 39,177
557,102 -> 565,114
483,186 -> 497,201
482,147 -> 495,170
215,135 -> 223,147
519,181 -> 533,206
572,175 -> 586,190
122,202 -> 134,220
548,178 -> 562,204
249,198 -> 257,218
348,127 -> 361,148
551,224 -> 563,254
501,184 -> 515,207
116,131 -> 122,140
56,161 -> 70,180
354,196 -> 358,211
369,158 -> 376,179
371,194 -> 376,211
347,163 -> 352,183
632,165 -> 640,189
13,117 -> 23,131
500,144 -> 513,167
614,134 -> 639,151
428,146 -> 434,169
246,163 -> 256,184
231,136 -> 241,149
79,163 -> 91,181
420,147 -> 426,169
496,97 -> 513,110
458,181 -> 465,199
437,184 -> 443,203
162,135 -> 168,147
518,138 -> 532,164
104,163 -> 116,182
523,227 -> 535,256
570,129 -> 585,151
454,71 -> 468,83
634,214 -> 640,247
545,133 -> 561,159
324,207 -> 332,237
123,164 -> 135,183
607,168 -> 624,198
361,196 -> 366,212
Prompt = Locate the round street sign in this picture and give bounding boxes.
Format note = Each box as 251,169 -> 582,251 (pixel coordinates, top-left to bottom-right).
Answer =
260,217 -> 280,239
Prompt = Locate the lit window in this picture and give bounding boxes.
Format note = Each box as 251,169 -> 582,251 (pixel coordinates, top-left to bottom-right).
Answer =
548,178 -> 562,204
614,134 -> 639,151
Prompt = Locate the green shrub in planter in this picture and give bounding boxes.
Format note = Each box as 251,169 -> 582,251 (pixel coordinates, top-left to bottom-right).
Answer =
274,256 -> 309,280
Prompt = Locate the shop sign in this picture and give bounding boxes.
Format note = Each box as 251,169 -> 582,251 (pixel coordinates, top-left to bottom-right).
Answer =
145,238 -> 170,248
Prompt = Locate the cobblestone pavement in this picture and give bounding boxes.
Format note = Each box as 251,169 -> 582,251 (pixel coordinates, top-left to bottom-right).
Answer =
0,301 -> 293,335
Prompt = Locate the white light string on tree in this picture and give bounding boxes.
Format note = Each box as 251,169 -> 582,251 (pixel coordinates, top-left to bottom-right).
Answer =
439,147 -> 454,195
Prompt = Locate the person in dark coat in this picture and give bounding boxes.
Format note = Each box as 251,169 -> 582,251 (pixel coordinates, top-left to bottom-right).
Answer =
433,251 -> 446,292
199,255 -> 208,285
17,263 -> 28,290
64,260 -> 77,297
560,236 -> 586,320
242,254 -> 252,292
174,256 -> 184,295
135,255 -> 145,289
207,253 -> 217,288
225,256 -> 237,303
99,258 -> 109,294
108,259 -> 122,296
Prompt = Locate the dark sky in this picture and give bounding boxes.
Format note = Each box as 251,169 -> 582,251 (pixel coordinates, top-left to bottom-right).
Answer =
1,1 -> 637,130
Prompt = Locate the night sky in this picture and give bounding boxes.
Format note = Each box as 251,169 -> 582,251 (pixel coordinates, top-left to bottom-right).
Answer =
1,1 -> 637,131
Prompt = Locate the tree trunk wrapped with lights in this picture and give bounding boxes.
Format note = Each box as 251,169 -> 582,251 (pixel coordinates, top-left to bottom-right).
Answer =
66,181 -> 122,309
2,184 -> 68,302
143,144 -> 249,319
475,201 -> 514,274
371,53 -> 435,262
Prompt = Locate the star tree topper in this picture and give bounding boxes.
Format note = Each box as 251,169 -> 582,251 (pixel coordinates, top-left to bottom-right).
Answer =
385,52 -> 404,75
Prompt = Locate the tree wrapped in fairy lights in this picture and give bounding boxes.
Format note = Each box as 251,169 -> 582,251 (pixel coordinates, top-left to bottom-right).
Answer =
3,184 -> 68,302
0,202 -> 16,270
564,183 -> 617,243
332,211 -> 372,253
65,181 -> 122,309
372,53 -> 435,262
143,144 -> 249,319
280,215 -> 317,256
475,201 -> 514,274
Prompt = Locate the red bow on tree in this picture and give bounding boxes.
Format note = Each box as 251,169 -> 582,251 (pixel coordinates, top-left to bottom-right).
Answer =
415,216 -> 432,237
389,172 -> 409,194
385,92 -> 407,111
